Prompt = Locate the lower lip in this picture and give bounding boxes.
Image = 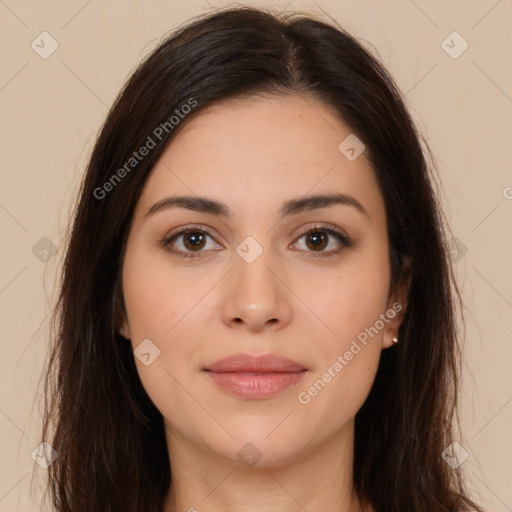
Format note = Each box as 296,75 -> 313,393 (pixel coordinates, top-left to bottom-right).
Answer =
206,371 -> 307,399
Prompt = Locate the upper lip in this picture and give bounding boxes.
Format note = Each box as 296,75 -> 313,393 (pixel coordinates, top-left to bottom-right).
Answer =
204,353 -> 307,373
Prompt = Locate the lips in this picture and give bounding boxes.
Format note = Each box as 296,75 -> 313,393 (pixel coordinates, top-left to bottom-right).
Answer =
204,353 -> 307,373
203,353 -> 308,399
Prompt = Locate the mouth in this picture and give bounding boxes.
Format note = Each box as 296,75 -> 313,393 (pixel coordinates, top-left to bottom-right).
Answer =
203,353 -> 309,399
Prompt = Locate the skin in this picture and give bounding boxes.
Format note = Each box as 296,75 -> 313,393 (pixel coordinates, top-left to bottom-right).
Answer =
120,94 -> 409,512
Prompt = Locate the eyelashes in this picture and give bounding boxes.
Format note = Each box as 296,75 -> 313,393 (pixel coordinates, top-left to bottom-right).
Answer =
159,223 -> 353,259
292,223 -> 352,258
160,226 -> 222,258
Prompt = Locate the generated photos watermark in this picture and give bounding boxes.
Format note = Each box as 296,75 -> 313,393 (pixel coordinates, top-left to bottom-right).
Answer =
94,97 -> 198,200
297,301 -> 403,405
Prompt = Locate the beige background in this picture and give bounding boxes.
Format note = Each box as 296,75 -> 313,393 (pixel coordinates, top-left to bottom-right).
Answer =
0,0 -> 511,510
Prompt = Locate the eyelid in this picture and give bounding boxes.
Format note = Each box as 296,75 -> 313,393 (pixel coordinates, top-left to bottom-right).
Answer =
290,222 -> 352,258
293,222 -> 348,240
163,224 -> 221,244
160,224 -> 222,257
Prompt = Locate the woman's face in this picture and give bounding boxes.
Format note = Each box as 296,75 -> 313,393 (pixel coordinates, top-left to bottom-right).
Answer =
120,94 -> 406,467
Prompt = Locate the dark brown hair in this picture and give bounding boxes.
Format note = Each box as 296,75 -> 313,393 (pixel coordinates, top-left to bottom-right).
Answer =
37,6 -> 482,511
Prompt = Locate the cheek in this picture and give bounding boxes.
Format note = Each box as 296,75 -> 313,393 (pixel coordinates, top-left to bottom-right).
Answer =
294,293 -> 385,441
122,244 -> 186,340
292,252 -> 389,415
121,246 -> 209,413
304,251 -> 391,351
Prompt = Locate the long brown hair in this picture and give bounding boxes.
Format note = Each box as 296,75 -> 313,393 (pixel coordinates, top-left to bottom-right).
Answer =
36,6 -> 482,511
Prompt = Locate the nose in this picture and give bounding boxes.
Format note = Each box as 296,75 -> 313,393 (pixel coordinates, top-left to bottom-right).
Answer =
221,246 -> 292,333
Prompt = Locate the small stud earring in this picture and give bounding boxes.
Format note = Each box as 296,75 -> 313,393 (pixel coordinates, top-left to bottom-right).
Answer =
392,335 -> 399,344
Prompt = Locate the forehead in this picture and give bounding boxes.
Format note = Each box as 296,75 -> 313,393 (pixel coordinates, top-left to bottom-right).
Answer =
135,94 -> 385,224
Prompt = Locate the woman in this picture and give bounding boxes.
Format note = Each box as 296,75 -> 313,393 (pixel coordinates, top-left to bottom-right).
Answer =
38,6 -> 483,511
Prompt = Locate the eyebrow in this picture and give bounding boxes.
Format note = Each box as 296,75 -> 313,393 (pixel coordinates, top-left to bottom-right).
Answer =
144,193 -> 370,220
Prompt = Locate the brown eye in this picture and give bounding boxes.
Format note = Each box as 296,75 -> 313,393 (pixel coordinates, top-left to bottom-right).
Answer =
305,231 -> 328,251
162,227 -> 221,258
181,231 -> 207,251
293,224 -> 352,258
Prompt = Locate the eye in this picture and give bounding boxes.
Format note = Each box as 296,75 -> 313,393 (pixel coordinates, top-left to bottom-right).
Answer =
160,225 -> 221,258
160,223 -> 352,259
291,223 -> 352,258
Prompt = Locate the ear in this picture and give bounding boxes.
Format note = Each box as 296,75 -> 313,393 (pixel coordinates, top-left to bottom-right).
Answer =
119,320 -> 131,340
382,256 -> 412,349
113,277 -> 131,340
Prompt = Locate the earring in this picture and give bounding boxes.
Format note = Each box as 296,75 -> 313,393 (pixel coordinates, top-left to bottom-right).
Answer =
392,335 -> 399,344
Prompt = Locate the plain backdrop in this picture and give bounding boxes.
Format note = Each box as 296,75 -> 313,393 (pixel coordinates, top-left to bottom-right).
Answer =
0,1 -> 511,510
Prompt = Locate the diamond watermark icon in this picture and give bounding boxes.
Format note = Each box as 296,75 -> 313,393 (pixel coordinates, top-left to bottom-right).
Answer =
338,134 -> 365,161
32,237 -> 58,263
441,32 -> 468,59
236,236 -> 263,264
441,442 -> 469,469
237,442 -> 262,467
134,338 -> 161,366
31,441 -> 58,469
448,237 -> 468,263
31,32 -> 59,59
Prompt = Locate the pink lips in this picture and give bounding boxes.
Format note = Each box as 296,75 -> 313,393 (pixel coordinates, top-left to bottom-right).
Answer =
203,353 -> 308,399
